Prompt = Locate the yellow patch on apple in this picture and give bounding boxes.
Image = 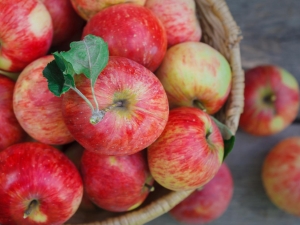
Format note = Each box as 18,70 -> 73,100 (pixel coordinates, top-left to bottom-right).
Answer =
25,206 -> 47,223
109,156 -> 117,165
0,55 -> 12,71
28,2 -> 52,37
279,68 -> 299,90
270,116 -> 284,131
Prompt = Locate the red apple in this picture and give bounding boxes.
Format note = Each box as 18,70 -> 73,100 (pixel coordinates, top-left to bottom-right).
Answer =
70,0 -> 146,21
155,41 -> 232,115
40,0 -> 85,46
145,0 -> 202,48
13,55 -> 74,145
239,65 -> 299,136
0,75 -> 26,151
82,3 -> 167,72
0,0 -> 53,72
62,56 -> 169,155
81,148 -> 154,212
262,137 -> 300,216
147,106 -> 224,191
0,142 -> 83,225
64,142 -> 97,211
169,163 -> 234,224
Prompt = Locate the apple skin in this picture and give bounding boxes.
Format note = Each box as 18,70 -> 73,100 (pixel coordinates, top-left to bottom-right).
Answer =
0,75 -> 26,151
81,148 -> 154,212
40,0 -> 85,46
82,3 -> 167,72
147,106 -> 224,191
62,56 -> 169,156
169,163 -> 233,224
155,41 -> 232,115
145,0 -> 201,48
0,142 -> 83,225
0,0 -> 53,72
239,65 -> 299,136
262,137 -> 300,216
64,142 -> 98,211
13,55 -> 74,146
70,0 -> 146,21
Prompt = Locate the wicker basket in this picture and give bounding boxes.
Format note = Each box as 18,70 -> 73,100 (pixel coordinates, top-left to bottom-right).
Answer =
66,0 -> 244,224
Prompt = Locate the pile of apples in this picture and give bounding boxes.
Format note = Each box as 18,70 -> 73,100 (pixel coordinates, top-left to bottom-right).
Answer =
239,64 -> 300,217
0,0 -> 235,224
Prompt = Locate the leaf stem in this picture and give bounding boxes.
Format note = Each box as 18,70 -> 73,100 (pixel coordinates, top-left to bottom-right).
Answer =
69,86 -> 95,111
91,80 -> 99,111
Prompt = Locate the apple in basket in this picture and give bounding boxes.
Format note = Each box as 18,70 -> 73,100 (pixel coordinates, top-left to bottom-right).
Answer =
0,0 -> 53,72
262,137 -> 300,216
0,142 -> 83,225
43,35 -> 169,155
239,65 -> 299,136
0,75 -> 26,151
155,41 -> 232,115
169,163 -> 234,224
70,0 -> 146,20
145,0 -> 202,48
40,0 -> 85,47
13,55 -> 74,146
82,3 -> 167,72
148,106 -> 224,191
81,148 -> 154,212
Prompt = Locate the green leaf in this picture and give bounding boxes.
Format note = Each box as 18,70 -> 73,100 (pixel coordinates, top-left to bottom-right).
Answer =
43,60 -> 71,96
60,34 -> 109,86
210,116 -> 235,161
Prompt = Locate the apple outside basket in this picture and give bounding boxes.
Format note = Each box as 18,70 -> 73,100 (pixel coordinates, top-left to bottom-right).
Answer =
66,0 -> 245,224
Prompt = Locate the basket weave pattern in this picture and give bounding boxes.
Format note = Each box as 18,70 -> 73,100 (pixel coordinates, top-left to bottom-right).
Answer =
67,0 -> 244,224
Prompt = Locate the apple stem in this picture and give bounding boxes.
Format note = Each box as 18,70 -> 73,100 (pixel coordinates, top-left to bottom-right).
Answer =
0,69 -> 20,81
193,100 -> 207,112
23,199 -> 38,219
89,101 -> 123,125
145,183 -> 155,192
196,186 -> 204,191
264,94 -> 276,104
270,95 -> 276,102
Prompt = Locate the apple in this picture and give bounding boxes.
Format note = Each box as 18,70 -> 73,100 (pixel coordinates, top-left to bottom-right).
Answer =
145,0 -> 202,48
0,0 -> 53,72
0,142 -> 83,225
262,136 -> 300,216
0,75 -> 26,151
13,55 -> 74,146
62,56 -> 169,155
70,0 -> 146,21
155,41 -> 232,115
239,65 -> 299,136
82,3 -> 167,72
147,106 -> 224,191
64,142 -> 98,211
169,163 -> 234,224
80,148 -> 154,212
40,0 -> 85,46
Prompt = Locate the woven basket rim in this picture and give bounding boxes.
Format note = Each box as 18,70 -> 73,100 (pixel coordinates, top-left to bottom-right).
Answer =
67,0 -> 244,224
